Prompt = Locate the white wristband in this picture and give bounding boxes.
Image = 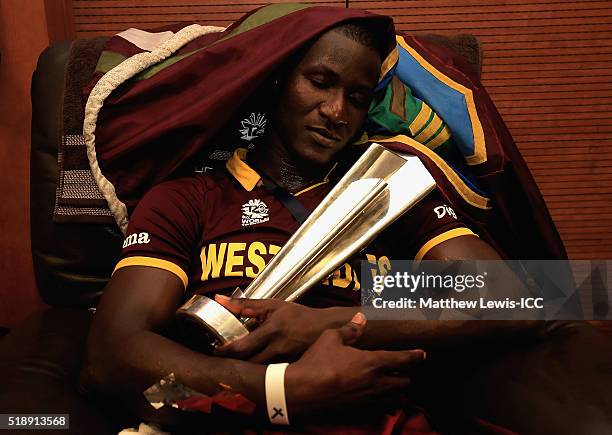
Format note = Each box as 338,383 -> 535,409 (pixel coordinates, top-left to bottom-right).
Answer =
265,363 -> 290,425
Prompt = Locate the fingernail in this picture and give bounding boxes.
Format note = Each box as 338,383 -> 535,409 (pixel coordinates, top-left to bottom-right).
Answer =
351,312 -> 366,326
417,350 -> 427,360
215,294 -> 230,302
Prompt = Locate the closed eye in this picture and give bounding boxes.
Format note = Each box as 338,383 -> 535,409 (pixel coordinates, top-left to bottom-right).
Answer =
309,76 -> 331,89
349,90 -> 373,109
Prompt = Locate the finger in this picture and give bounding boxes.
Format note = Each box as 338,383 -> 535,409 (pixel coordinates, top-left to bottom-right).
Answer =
331,312 -> 367,346
249,346 -> 286,364
369,349 -> 427,372
214,323 -> 272,359
214,294 -> 278,320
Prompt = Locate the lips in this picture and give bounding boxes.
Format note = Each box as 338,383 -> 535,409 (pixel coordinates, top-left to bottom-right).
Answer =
307,126 -> 341,146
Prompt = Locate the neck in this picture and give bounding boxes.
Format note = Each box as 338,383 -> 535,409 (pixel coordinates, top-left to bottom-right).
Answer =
249,134 -> 331,193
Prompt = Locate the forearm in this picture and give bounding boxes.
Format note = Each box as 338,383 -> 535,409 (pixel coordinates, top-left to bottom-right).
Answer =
322,307 -> 545,351
82,328 -> 266,421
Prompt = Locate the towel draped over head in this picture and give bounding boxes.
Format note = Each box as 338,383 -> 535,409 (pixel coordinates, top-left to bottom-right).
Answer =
78,3 -> 565,260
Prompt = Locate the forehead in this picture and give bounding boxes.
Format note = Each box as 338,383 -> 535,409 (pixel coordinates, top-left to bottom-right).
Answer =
297,30 -> 382,84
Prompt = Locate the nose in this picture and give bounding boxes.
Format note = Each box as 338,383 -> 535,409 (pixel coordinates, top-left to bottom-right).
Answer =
318,90 -> 348,126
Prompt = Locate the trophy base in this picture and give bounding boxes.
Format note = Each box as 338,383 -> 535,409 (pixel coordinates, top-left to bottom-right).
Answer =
176,295 -> 249,348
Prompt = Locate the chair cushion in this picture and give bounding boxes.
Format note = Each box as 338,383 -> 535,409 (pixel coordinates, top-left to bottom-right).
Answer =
0,308 -> 119,434
31,42 -> 122,308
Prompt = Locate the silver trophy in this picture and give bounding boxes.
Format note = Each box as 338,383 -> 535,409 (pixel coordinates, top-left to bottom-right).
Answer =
176,143 -> 436,347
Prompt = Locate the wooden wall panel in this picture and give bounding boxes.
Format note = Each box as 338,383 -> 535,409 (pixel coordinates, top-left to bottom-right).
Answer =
69,0 -> 612,259
0,1 -> 50,327
351,0 -> 612,259
72,0 -> 344,37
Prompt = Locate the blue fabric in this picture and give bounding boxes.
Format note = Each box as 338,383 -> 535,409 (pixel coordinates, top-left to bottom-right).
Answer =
395,43 -> 476,160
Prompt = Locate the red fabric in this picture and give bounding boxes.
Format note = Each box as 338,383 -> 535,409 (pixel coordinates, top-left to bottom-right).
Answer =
175,390 -> 256,415
237,407 -> 515,434
85,6 -> 394,213
175,396 -> 213,414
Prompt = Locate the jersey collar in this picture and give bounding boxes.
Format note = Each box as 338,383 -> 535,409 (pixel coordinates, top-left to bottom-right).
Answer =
226,148 -> 337,195
226,148 -> 260,191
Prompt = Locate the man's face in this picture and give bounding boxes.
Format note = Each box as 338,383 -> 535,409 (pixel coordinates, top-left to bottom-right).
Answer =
272,30 -> 382,167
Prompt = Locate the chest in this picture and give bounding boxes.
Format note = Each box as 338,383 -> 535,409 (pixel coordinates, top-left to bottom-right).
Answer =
186,182 -> 395,306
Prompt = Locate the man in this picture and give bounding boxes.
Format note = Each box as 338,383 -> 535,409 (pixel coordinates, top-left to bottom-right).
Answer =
82,14 -> 542,433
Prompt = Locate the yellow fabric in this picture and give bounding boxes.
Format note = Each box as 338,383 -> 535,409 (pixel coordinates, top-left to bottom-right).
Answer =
414,113 -> 443,144
426,125 -> 452,150
379,47 -> 399,82
408,104 -> 432,136
293,163 -> 336,196
113,256 -> 189,288
414,228 -> 477,261
226,148 -> 334,196
226,148 -> 261,191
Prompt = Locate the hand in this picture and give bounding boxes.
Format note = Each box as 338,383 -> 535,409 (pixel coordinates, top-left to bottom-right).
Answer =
285,313 -> 426,417
214,295 -> 348,363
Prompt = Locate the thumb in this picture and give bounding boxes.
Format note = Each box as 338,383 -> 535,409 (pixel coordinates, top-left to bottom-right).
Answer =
335,312 -> 367,346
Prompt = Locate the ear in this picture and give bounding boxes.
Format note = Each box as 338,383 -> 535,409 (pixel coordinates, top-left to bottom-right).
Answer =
271,75 -> 282,95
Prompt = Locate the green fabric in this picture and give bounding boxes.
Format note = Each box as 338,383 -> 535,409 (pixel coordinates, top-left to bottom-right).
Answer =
217,3 -> 312,43
135,51 -> 194,80
139,2 -> 313,81
412,111 -> 435,138
424,123 -> 447,145
95,50 -> 127,74
96,4 -> 313,80
368,78 -> 453,152
96,45 -> 200,79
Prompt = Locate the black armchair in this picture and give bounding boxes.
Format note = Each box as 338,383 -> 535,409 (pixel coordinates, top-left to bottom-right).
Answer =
1,36 -> 611,435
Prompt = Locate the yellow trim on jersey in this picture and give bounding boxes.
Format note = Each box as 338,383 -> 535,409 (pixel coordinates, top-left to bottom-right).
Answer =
226,148 -> 261,191
293,180 -> 328,196
226,148 -> 334,195
379,47 -> 399,82
373,135 -> 491,210
293,163 -> 337,196
113,256 -> 189,289
396,35 -> 486,166
415,228 -> 477,261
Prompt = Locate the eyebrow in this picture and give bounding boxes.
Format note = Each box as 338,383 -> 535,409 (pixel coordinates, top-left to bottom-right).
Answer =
309,63 -> 377,92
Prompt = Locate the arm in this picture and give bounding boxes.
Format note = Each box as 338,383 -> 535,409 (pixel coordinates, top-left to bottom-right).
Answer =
356,234 -> 546,350
80,266 -> 267,424
80,266 -> 423,424
217,235 -> 545,362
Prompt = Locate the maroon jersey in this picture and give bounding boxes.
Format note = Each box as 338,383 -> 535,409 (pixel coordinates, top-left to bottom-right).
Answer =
115,149 -> 475,306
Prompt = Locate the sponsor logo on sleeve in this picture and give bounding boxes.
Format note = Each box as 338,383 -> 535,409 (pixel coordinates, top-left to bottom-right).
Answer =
122,232 -> 151,248
433,205 -> 457,220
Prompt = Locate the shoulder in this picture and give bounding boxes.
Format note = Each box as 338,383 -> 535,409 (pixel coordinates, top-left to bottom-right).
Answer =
137,171 -> 230,209
385,189 -> 478,260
